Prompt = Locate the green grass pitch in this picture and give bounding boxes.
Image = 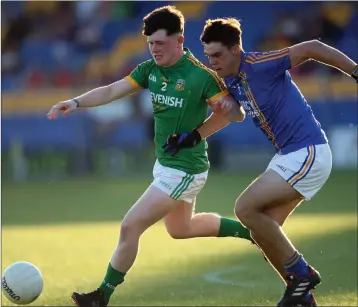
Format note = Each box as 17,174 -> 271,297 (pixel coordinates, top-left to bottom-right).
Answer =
2,170 -> 357,306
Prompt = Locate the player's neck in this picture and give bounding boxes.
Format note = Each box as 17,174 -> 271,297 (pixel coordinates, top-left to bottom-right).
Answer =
164,49 -> 185,67
230,51 -> 243,77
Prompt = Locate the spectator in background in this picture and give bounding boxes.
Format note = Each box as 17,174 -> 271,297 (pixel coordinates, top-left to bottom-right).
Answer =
318,2 -> 353,45
2,10 -> 32,74
257,13 -> 312,76
257,2 -> 357,77
74,1 -> 102,52
47,2 -> 76,42
75,1 -> 101,25
314,2 -> 355,75
108,2 -> 139,19
2,2 -> 357,90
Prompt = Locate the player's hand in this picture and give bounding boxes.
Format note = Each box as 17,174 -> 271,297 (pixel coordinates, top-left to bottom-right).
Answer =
162,130 -> 202,156
47,99 -> 78,120
206,96 -> 234,115
351,64 -> 358,83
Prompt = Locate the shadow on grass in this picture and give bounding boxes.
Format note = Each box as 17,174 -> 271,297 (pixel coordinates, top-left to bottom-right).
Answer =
2,171 -> 357,226
74,228 -> 356,306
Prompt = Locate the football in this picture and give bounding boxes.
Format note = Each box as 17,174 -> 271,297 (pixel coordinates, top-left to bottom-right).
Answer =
2,262 -> 43,305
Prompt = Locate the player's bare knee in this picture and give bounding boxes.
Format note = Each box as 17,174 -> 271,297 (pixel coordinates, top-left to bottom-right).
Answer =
119,219 -> 143,241
234,201 -> 254,226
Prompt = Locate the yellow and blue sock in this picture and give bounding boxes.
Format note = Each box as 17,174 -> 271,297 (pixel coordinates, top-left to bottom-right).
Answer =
284,251 -> 312,301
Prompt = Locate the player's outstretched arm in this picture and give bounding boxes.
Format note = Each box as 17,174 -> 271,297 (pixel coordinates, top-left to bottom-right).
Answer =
47,79 -> 140,120
289,40 -> 358,81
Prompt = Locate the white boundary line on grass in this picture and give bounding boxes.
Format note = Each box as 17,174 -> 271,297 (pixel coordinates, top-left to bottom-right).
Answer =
202,265 -> 263,287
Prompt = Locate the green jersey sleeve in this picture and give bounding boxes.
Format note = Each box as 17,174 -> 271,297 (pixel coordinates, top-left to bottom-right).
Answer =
202,71 -> 229,103
124,60 -> 153,89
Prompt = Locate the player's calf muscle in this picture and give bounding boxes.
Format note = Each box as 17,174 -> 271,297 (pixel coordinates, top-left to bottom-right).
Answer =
251,231 -> 287,282
165,212 -> 221,239
263,199 -> 303,226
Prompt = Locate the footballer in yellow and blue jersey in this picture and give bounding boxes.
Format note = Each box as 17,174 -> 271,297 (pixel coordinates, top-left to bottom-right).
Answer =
165,17 -> 358,307
224,49 -> 328,155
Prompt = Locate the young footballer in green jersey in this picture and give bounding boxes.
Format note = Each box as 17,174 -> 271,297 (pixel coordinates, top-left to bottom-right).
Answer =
47,6 -> 249,307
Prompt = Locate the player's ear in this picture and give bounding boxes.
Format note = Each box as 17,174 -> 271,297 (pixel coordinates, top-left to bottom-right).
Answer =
178,34 -> 184,45
232,45 -> 241,55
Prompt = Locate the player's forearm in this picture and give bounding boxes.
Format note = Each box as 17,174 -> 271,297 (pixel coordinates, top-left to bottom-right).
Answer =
302,40 -> 356,76
197,113 -> 230,139
74,79 -> 136,108
73,86 -> 115,108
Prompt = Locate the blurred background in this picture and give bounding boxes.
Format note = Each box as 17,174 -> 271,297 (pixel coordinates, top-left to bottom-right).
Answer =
1,2 -> 357,305
1,1 -> 357,181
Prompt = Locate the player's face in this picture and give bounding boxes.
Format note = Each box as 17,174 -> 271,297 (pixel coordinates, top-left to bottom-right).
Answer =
148,30 -> 182,66
203,42 -> 239,77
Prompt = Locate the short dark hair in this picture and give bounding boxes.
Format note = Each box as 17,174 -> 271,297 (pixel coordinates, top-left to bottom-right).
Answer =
200,18 -> 242,48
142,5 -> 185,36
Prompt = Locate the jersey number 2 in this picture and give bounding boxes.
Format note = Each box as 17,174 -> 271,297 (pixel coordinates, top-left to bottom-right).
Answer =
161,82 -> 167,92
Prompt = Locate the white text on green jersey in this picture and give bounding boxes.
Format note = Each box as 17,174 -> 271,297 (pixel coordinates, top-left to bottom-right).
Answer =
151,92 -> 184,108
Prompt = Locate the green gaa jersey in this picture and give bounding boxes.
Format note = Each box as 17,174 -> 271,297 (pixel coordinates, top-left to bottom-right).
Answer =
124,48 -> 228,174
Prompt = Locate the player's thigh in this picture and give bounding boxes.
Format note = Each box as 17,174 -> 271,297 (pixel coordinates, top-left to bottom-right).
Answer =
235,169 -> 302,218
163,198 -> 196,234
123,185 -> 181,232
251,199 -> 303,244
151,160 -> 207,233
236,144 -> 332,215
269,144 -> 332,201
152,159 -> 207,203
263,198 -> 303,226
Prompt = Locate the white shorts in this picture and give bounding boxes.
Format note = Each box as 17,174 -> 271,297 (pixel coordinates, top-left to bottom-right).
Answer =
152,160 -> 208,203
267,144 -> 332,200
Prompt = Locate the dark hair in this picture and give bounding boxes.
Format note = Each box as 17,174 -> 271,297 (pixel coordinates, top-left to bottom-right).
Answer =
200,18 -> 242,48
142,5 -> 185,36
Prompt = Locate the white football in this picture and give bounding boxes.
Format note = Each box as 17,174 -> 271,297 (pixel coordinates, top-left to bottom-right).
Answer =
2,262 -> 43,305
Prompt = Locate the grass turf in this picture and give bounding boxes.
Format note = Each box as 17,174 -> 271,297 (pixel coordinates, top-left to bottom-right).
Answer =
2,170 -> 357,306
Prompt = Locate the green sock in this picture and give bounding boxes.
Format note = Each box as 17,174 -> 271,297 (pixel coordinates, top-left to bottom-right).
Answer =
218,217 -> 252,241
98,263 -> 126,303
